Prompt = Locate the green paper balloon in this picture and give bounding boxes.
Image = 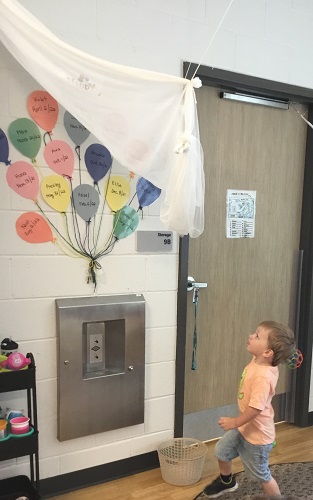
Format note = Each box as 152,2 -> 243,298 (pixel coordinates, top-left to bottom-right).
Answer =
8,118 -> 41,159
114,206 -> 139,240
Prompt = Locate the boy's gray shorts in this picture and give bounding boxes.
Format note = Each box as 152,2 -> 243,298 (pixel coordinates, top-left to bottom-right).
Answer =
215,429 -> 274,483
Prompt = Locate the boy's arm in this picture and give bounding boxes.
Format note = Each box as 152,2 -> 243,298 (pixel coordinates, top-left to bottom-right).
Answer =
218,406 -> 261,431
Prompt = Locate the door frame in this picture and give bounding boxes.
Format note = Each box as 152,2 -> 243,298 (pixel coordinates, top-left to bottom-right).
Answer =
175,62 -> 313,436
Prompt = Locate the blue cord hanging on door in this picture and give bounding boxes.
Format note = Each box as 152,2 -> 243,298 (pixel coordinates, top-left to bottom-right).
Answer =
192,288 -> 199,370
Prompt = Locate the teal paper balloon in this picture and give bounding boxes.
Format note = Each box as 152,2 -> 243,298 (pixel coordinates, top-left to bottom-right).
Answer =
72,184 -> 100,221
64,111 -> 90,146
8,118 -> 41,159
114,206 -> 139,239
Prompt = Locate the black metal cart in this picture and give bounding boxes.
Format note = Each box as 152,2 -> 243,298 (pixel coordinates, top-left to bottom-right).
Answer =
0,353 -> 40,499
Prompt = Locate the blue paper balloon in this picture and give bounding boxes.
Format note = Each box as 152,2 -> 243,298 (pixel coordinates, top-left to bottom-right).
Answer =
84,143 -> 112,183
136,177 -> 161,208
0,129 -> 10,165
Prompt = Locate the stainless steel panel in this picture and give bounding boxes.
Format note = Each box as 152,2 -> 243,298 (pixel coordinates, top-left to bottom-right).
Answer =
56,294 -> 145,441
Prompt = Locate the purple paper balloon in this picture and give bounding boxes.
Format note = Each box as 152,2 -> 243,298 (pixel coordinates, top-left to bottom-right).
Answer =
84,143 -> 112,183
0,128 -> 10,165
136,177 -> 161,208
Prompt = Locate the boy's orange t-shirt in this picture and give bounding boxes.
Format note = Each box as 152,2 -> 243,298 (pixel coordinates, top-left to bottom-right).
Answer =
237,357 -> 279,445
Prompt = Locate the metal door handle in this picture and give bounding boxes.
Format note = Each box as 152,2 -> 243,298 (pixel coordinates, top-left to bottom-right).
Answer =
187,276 -> 208,291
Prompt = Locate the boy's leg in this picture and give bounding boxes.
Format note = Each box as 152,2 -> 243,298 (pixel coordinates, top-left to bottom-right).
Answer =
194,430 -> 239,498
218,459 -> 232,476
201,470 -> 238,498
238,436 -> 278,495
215,429 -> 240,479
261,477 -> 280,496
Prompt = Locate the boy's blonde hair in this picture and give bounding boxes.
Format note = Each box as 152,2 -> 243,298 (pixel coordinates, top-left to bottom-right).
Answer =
260,321 -> 296,367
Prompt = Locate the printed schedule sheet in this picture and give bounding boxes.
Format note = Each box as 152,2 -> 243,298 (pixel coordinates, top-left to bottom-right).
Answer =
226,189 -> 256,238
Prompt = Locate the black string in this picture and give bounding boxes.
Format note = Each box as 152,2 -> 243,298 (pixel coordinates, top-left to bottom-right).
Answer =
87,258 -> 102,291
35,202 -> 86,257
94,234 -> 117,260
43,132 -> 52,146
69,177 -> 89,255
75,146 -> 82,184
35,159 -> 130,291
128,192 -> 137,206
94,165 -> 113,250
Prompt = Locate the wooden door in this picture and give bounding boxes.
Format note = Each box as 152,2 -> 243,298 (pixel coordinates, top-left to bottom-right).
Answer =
184,86 -> 307,433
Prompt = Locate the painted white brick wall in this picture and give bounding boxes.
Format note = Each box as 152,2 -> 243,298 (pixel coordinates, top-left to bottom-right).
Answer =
0,0 -> 313,481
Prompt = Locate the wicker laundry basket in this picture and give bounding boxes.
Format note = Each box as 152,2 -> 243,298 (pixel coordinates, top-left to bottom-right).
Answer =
157,437 -> 207,486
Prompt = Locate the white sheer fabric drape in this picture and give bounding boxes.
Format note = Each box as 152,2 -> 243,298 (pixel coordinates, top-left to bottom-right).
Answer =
0,0 -> 204,237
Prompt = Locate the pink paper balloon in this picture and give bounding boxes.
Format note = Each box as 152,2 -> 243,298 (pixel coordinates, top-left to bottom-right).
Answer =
16,212 -> 54,243
44,140 -> 74,177
6,161 -> 39,200
27,90 -> 59,132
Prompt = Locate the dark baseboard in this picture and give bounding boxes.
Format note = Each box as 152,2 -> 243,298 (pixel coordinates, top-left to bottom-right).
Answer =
308,411 -> 313,426
40,450 -> 159,498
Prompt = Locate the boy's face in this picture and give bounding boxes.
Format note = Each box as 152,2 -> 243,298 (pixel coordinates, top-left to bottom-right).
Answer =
246,325 -> 271,359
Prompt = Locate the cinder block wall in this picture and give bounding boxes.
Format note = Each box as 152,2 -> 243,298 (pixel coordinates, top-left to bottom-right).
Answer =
1,0 -> 313,481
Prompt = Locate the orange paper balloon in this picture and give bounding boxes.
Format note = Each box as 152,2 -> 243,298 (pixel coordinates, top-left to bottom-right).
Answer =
16,212 -> 54,243
27,91 -> 59,132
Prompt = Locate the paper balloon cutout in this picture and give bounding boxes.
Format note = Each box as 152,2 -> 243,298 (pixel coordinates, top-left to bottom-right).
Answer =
16,212 -> 54,243
6,161 -> 39,200
0,128 -> 10,165
114,206 -> 139,239
136,177 -> 161,208
8,118 -> 41,159
84,143 -> 112,183
41,174 -> 70,212
106,175 -> 130,212
27,90 -> 59,132
64,111 -> 90,146
44,140 -> 74,177
72,184 -> 100,221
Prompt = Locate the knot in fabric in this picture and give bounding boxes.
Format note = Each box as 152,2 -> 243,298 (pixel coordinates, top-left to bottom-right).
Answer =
174,133 -> 191,154
191,77 -> 202,89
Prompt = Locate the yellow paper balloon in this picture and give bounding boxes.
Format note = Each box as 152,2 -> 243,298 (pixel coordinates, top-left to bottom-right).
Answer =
41,174 -> 71,212
105,175 -> 130,212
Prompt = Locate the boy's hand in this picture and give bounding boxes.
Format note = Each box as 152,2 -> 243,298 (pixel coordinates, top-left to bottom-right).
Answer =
218,417 -> 237,431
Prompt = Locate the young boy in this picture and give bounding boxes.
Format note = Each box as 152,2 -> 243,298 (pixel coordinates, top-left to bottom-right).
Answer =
194,321 -> 298,499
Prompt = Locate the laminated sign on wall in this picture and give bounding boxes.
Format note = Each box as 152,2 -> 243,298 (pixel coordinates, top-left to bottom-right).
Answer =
226,189 -> 256,238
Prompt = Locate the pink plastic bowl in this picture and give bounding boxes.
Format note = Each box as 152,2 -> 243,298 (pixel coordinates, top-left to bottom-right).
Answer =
10,416 -> 30,435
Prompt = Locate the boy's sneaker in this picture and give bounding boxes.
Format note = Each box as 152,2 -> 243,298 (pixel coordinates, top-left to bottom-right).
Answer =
194,475 -> 238,498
